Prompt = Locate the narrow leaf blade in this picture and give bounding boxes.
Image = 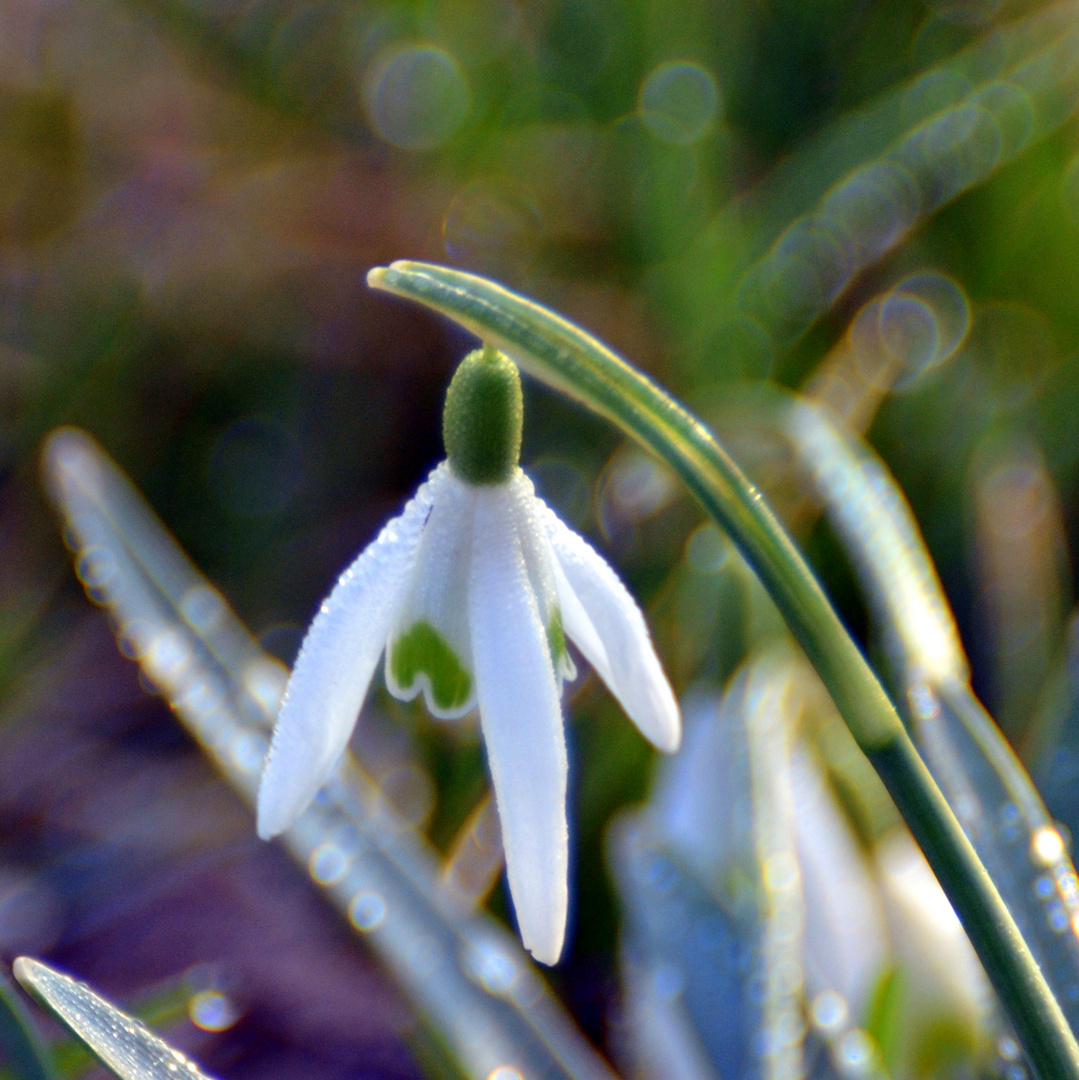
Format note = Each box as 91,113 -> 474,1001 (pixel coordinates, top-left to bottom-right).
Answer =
12,959 -> 214,1080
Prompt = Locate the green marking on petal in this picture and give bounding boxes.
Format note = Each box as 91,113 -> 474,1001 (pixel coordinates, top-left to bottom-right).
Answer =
390,620 -> 473,712
547,607 -> 567,664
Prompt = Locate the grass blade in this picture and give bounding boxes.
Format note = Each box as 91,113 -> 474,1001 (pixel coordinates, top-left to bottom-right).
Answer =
12,958 -> 213,1080
786,398 -> 1079,1037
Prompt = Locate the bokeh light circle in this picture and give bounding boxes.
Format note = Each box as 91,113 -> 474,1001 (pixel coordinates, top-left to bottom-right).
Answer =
363,44 -> 471,151
848,272 -> 970,392
639,61 -> 719,144
686,524 -> 729,574
188,990 -> 240,1032
895,103 -> 1002,211
890,271 -> 970,383
349,890 -> 387,931
765,218 -> 853,329
487,1069 -> 523,1080
899,69 -> 972,130
443,177 -> 542,274
969,82 -> 1033,160
209,418 -> 303,520
879,293 -> 939,377
820,161 -> 921,266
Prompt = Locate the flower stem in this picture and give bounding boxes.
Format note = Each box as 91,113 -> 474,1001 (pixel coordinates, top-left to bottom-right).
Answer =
368,260 -> 1079,1080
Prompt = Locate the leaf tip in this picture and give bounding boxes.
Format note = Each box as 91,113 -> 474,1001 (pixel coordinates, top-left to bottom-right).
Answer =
12,957 -> 37,992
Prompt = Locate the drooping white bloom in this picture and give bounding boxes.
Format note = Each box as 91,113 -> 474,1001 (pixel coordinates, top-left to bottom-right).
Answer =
257,455 -> 681,965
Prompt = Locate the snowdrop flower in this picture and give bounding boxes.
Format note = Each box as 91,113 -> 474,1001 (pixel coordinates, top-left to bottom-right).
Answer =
257,346 -> 680,964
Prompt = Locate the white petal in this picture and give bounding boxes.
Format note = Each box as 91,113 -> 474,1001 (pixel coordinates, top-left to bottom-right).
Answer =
509,471 -> 577,688
546,539 -> 608,677
257,466 -> 444,838
386,468 -> 478,719
470,482 -> 568,965
540,502 -> 681,753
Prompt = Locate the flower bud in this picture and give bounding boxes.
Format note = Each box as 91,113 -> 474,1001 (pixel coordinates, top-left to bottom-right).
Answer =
443,346 -> 523,485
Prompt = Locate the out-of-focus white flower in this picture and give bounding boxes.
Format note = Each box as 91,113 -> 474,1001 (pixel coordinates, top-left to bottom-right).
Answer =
876,828 -> 994,1072
257,346 -> 680,964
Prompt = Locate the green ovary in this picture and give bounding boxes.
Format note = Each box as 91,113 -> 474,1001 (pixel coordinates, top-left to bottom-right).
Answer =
548,607 -> 567,664
390,620 -> 473,712
442,345 -> 523,486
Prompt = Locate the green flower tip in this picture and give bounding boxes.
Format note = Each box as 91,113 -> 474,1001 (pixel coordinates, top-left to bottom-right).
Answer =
443,345 -> 523,485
